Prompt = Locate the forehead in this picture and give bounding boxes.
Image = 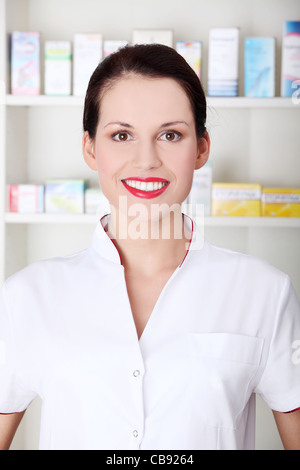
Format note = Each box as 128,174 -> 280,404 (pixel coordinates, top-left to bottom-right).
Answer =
99,75 -> 194,126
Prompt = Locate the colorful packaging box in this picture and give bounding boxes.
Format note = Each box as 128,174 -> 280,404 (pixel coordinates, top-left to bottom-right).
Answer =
281,21 -> 300,97
11,31 -> 40,95
45,41 -> 72,95
176,41 -> 202,79
208,28 -> 239,97
73,34 -> 102,96
189,161 -> 212,216
212,183 -> 261,217
104,40 -> 128,57
262,188 -> 300,217
244,37 -> 275,97
45,180 -> 89,214
8,184 -> 44,213
85,188 -> 109,214
132,30 -> 173,47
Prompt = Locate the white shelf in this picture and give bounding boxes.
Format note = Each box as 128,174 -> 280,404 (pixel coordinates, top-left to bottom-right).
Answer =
203,216 -> 300,227
5,95 -> 84,107
4,213 -> 300,227
4,212 -> 98,224
207,97 -> 298,109
5,95 -> 298,109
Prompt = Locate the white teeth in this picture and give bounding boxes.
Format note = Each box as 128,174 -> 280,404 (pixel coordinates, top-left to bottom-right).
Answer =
124,180 -> 168,191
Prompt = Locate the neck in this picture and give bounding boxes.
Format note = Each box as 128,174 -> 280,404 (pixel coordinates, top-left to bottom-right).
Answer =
106,205 -> 192,275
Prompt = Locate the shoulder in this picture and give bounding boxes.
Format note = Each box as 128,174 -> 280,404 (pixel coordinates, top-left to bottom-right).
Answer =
202,239 -> 289,288
3,247 -> 92,301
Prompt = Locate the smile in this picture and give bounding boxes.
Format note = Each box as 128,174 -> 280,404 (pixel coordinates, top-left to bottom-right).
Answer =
121,177 -> 170,199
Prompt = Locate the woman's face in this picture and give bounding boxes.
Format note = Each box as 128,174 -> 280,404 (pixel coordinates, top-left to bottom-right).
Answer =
83,74 -> 209,220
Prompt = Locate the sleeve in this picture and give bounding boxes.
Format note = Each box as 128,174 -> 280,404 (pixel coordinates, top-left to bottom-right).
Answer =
0,283 -> 36,413
255,276 -> 300,413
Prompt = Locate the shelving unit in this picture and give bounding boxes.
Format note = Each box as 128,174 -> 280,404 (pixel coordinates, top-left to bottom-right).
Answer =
1,0 -> 299,289
5,94 -> 297,108
1,0 -> 300,451
4,212 -> 300,228
5,94 -> 84,107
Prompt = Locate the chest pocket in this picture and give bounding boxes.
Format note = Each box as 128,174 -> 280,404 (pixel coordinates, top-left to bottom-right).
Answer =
189,333 -> 264,429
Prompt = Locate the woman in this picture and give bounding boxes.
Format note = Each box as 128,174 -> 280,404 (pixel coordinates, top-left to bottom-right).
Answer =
0,44 -> 299,450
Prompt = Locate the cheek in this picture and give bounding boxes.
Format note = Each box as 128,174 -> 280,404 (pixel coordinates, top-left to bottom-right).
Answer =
168,141 -> 197,180
94,141 -> 122,178
93,144 -> 121,201
168,143 -> 197,202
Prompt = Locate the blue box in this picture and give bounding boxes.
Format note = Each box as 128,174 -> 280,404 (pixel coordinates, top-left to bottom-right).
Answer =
244,38 -> 275,97
11,31 -> 40,95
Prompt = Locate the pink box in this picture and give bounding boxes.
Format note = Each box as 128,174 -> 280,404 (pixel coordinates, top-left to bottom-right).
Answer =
8,185 -> 44,213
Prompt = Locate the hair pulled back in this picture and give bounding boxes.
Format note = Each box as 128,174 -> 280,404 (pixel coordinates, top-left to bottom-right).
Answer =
83,43 -> 207,140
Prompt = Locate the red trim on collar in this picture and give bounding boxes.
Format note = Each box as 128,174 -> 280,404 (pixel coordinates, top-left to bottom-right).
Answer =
179,218 -> 194,268
100,214 -> 123,265
100,213 -> 194,268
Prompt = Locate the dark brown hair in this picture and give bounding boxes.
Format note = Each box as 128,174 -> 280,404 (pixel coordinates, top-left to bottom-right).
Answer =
83,43 -> 207,140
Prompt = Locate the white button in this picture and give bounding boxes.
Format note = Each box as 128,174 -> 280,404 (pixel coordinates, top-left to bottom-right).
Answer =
133,370 -> 140,377
133,430 -> 139,438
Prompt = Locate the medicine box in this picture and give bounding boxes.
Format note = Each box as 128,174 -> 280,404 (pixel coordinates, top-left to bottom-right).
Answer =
281,21 -> 300,97
189,162 -> 212,216
11,31 -> 40,95
176,41 -> 202,79
208,28 -> 239,97
8,184 -> 44,213
262,188 -> 300,217
104,40 -> 128,57
85,188 -> 110,215
45,41 -> 72,95
73,34 -> 103,96
244,37 -> 275,97
132,30 -> 173,47
45,180 -> 89,214
212,183 -> 261,217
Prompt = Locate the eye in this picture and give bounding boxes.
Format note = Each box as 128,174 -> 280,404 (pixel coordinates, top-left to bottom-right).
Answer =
112,131 -> 132,142
159,131 -> 182,142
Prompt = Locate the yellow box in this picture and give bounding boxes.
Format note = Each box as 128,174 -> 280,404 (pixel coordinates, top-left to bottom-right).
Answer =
262,188 -> 300,217
212,183 -> 261,216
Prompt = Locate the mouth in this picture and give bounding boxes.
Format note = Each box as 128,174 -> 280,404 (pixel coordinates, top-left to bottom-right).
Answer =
121,177 -> 170,199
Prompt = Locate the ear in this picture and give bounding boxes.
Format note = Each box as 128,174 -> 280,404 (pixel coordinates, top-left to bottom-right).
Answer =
195,131 -> 210,170
82,131 -> 98,171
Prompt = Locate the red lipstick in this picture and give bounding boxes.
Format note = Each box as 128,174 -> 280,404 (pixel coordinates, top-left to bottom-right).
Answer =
121,177 -> 170,199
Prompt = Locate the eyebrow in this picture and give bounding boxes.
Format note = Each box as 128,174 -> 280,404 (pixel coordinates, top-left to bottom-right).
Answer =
159,121 -> 190,128
104,120 -> 189,129
104,121 -> 134,129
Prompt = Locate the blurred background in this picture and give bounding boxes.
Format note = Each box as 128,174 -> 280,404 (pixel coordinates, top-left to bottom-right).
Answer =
0,0 -> 299,450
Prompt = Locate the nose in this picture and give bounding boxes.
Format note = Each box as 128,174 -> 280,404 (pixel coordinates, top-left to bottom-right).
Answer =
132,139 -> 162,171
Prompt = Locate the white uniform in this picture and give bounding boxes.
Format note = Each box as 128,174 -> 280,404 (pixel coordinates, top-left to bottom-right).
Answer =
0,215 -> 299,450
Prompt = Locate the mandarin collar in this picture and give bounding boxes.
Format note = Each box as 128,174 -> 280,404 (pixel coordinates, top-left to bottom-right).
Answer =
92,213 -> 204,266
92,214 -> 123,265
